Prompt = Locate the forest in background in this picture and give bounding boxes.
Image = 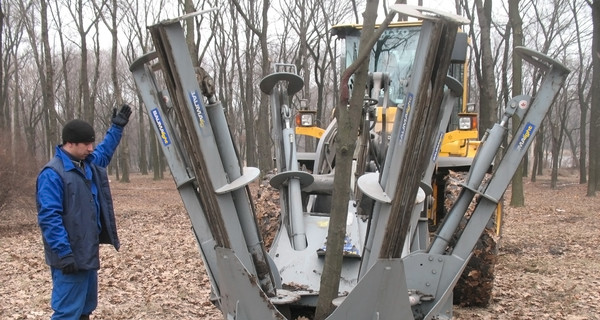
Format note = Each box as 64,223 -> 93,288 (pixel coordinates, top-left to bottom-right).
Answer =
0,0 -> 598,212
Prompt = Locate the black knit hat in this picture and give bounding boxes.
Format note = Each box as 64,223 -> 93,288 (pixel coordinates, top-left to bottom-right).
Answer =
62,119 -> 95,144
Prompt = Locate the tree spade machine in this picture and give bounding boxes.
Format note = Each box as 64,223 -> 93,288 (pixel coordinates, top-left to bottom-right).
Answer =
129,5 -> 569,319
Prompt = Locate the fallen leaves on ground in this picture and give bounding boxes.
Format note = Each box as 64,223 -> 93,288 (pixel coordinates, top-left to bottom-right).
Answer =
1,172 -> 599,319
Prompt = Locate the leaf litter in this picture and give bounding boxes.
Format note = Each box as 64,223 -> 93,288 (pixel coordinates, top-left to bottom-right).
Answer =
1,172 -> 598,319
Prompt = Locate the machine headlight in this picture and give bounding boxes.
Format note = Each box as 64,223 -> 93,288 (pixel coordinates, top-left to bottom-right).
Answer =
458,116 -> 472,130
301,114 -> 313,126
466,103 -> 476,113
296,110 -> 317,127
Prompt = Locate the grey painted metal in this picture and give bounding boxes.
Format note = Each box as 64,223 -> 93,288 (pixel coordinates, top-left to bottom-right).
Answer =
390,4 -> 470,25
403,252 -> 467,319
214,167 -> 260,194
214,247 -> 286,319
423,77 -> 463,186
260,72 -> 304,96
205,100 -> 276,296
402,189 -> 427,257
429,96 -> 533,254
269,202 -> 367,302
304,118 -> 338,212
261,69 -> 369,298
360,18 -> 438,275
326,259 -> 414,320
435,156 -> 476,168
257,64 -> 374,310
451,47 -> 569,259
300,173 -> 335,195
130,6 -> 569,320
357,172 -> 392,204
269,171 -> 315,190
360,8 -> 468,276
283,132 -> 308,249
313,118 -> 338,175
157,8 -> 218,25
260,66 -> 308,250
420,47 -> 569,318
129,52 -> 222,297
130,15 -> 284,316
147,21 -> 259,273
409,87 -> 461,254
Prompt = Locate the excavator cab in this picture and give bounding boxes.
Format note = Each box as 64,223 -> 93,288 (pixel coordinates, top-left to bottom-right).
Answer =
333,22 -> 423,109
326,22 -> 477,226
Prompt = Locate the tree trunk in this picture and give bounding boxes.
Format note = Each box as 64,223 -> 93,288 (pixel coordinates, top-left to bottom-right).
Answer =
182,0 -> 197,66
474,0 -> 498,140
138,101 -> 148,175
54,3 -> 74,120
257,1 -> 272,175
0,2 -> 5,130
588,0 -> 600,196
78,5 -> 92,123
106,0 -> 129,182
572,0 -> 590,184
314,1 -> 381,318
150,127 -> 161,180
509,0 -> 525,206
41,0 -> 58,155
230,1 -> 259,168
550,93 -> 569,188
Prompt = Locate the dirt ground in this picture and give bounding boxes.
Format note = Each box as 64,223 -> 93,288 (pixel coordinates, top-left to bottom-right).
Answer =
1,172 -> 599,319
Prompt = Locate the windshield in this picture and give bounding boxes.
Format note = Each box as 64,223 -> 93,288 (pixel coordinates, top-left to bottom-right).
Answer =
344,26 -> 421,106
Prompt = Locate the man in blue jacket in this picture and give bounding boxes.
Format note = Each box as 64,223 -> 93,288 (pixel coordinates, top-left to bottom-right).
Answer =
37,105 -> 132,320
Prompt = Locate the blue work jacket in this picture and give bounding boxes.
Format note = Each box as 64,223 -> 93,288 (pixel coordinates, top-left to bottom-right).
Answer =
37,124 -> 123,270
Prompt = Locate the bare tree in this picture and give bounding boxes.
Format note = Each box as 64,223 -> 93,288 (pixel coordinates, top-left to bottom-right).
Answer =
310,0 -> 351,126
279,0 -> 355,150
0,1 -> 5,130
314,1 -> 396,317
121,0 -> 171,177
2,2 -> 28,153
281,0 -> 318,152
570,0 -> 593,183
180,0 -> 197,65
474,0 -> 499,138
47,0 -> 73,121
588,0 -> 600,195
62,0 -> 106,124
528,0 -> 576,187
41,0 -> 59,156
508,0 -> 526,205
231,0 -> 272,174
95,0 -> 130,181
229,2 -> 259,168
17,1 -> 56,157
208,5 -> 244,157
548,80 -> 571,187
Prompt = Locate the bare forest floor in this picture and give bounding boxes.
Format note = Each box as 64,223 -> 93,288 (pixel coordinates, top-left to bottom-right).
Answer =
1,171 -> 599,320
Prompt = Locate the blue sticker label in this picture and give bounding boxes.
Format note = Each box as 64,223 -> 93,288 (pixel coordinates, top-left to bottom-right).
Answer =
189,90 -> 206,128
432,131 -> 445,163
151,108 -> 171,146
398,93 -> 413,142
515,122 -> 536,151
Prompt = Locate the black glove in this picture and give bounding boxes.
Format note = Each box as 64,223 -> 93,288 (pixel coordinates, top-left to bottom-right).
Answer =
112,104 -> 132,127
60,254 -> 78,274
